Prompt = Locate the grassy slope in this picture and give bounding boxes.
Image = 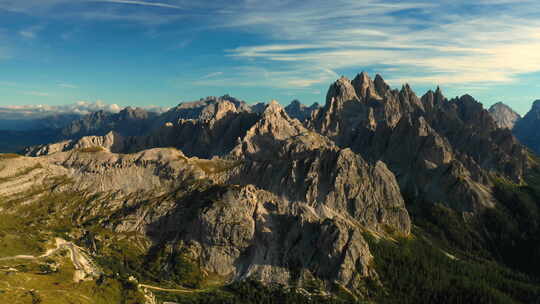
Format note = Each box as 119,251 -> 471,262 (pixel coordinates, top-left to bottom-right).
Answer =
0,156 -> 146,303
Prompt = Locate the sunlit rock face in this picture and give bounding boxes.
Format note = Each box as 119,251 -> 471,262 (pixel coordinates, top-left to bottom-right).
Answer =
488,102 -> 521,130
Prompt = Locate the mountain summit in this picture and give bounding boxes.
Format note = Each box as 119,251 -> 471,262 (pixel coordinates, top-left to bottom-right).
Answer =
488,102 -> 521,129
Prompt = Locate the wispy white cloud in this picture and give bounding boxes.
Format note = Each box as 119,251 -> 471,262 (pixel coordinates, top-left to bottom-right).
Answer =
0,101 -> 121,116
19,30 -> 36,39
18,25 -> 43,39
2,0 -> 540,93
0,0 -> 195,24
58,82 -> 78,89
0,81 -> 17,86
98,0 -> 182,9
200,71 -> 223,79
191,66 -> 338,89
174,38 -> 192,49
0,101 -> 169,121
218,0 -> 540,88
0,0 -> 189,12
141,105 -> 170,113
23,91 -> 51,97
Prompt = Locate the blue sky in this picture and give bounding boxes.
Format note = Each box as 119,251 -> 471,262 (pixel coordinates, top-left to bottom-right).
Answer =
0,0 -> 540,115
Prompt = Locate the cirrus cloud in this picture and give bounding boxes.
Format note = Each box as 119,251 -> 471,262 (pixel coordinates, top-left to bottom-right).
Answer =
221,0 -> 540,88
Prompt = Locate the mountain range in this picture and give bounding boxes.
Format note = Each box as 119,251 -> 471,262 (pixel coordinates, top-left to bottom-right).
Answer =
1,73 -> 540,303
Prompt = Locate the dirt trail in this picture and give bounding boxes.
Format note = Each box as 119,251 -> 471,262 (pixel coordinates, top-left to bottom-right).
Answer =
0,237 -> 101,281
0,255 -> 36,261
138,284 -> 197,293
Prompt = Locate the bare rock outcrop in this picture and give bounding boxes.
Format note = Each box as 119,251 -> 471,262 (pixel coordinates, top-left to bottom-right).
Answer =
488,102 -> 521,129
312,72 -> 529,211
229,101 -> 410,233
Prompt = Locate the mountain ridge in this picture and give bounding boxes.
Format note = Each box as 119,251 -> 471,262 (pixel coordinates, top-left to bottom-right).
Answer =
4,73 -> 540,303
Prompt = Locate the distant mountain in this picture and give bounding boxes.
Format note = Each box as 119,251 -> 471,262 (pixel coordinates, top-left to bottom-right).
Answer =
24,97 -> 318,158
488,102 -> 521,129
0,101 -> 128,132
284,99 -> 320,121
514,100 -> 540,154
0,113 -> 83,153
0,129 -> 60,153
0,113 -> 83,131
60,107 -> 158,138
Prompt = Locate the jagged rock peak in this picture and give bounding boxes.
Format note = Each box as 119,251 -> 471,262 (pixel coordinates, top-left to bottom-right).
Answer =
354,71 -> 371,85
374,74 -> 390,96
421,86 -> 446,112
289,99 -> 302,107
163,95 -> 248,123
250,102 -> 267,114
425,86 -> 444,98
325,76 -> 358,105
173,95 -> 249,112
352,72 -> 380,99
264,100 -> 284,113
434,87 -> 445,103
259,100 -> 297,128
242,100 -> 295,132
231,99 -> 320,159
452,95 -> 494,125
202,99 -> 239,121
118,106 -> 150,120
402,83 -> 411,91
488,102 -> 521,129
284,100 -> 320,122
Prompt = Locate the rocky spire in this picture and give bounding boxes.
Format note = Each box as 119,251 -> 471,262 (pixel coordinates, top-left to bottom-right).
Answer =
374,74 -> 390,97
231,100 -> 318,159
421,86 -> 446,112
325,76 -> 358,106
351,72 -> 381,100
312,76 -> 369,139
